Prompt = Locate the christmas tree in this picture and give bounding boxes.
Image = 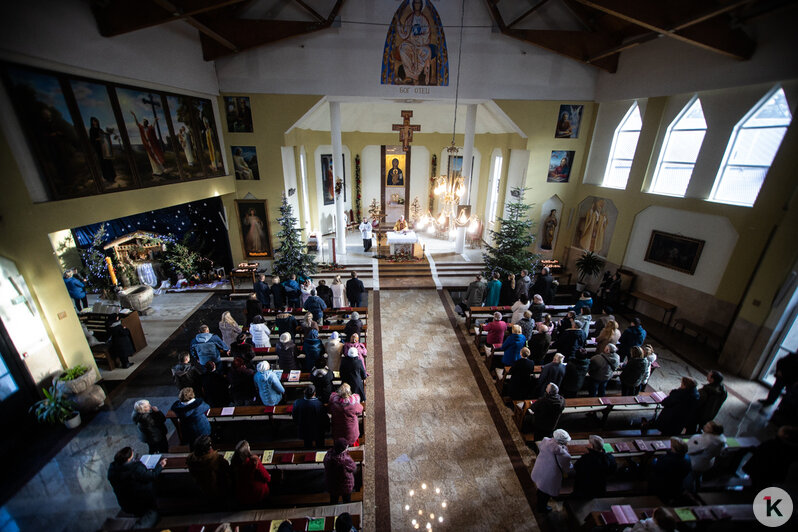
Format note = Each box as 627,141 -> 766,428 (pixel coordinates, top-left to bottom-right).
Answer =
272,193 -> 316,278
482,187 -> 540,277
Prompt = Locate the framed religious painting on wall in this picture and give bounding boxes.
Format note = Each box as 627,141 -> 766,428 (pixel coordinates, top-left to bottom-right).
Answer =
644,230 -> 705,275
223,96 -> 253,132
235,199 -> 272,259
1,63 -> 100,199
165,94 -> 207,180
321,154 -> 346,205
192,98 -> 226,176
231,146 -> 259,180
554,104 -> 583,138
547,150 -> 575,183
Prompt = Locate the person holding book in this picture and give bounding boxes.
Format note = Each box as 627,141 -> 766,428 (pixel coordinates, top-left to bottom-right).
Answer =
328,383 -> 363,446
530,429 -> 572,512
686,421 -> 726,491
254,360 -> 285,406
293,385 -> 330,448
324,438 -> 358,504
132,399 -> 168,454
573,435 -> 617,498
187,434 -> 231,502
170,387 -> 211,449
275,332 -> 298,371
107,446 -> 166,528
230,439 -> 271,506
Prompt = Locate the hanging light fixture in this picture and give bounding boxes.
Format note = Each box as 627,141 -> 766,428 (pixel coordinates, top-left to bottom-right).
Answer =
421,0 -> 478,235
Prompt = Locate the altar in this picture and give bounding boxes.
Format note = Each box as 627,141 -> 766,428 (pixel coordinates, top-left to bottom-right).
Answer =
386,230 -> 418,255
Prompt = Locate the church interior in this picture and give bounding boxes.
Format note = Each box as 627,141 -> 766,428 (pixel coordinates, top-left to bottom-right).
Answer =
1,0 -> 798,530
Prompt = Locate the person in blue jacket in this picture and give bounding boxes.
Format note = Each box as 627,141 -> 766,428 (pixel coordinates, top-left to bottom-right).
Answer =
64,270 -> 88,310
485,272 -> 502,307
617,317 -> 646,362
570,291 -> 593,313
189,325 -> 229,366
302,328 -> 324,373
254,360 -> 285,406
170,387 -> 211,450
501,324 -> 527,368
283,274 -> 302,308
304,289 -> 327,323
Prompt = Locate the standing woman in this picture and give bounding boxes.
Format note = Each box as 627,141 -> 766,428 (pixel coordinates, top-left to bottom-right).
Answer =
132,399 -> 168,454
230,439 -> 271,507
324,438 -> 358,504
64,270 -> 88,311
485,272 -> 502,307
500,273 -> 517,306
511,294 -> 531,324
325,331 -> 345,371
275,332 -> 298,371
531,429 -> 572,512
254,361 -> 285,407
340,348 -> 367,400
331,276 -> 345,309
344,333 -> 367,373
218,311 -> 243,347
594,320 -> 620,355
302,329 -> 324,373
249,315 -> 271,349
328,383 -> 364,446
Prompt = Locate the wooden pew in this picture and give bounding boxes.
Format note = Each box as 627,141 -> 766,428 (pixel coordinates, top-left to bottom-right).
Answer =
546,435 -> 759,460
628,291 -> 677,326
159,448 -> 364,473
130,514 -> 361,532
587,503 -> 754,528
466,304 -> 571,329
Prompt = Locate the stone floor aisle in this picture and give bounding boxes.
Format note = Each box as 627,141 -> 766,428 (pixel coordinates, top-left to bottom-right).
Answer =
379,289 -> 539,531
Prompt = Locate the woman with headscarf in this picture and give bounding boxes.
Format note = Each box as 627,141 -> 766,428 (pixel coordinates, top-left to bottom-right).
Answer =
324,438 -> 358,504
325,331 -> 345,371
340,347 -> 367,399
511,294 -> 531,325
302,328 -> 324,372
275,332 -> 298,371
531,428 -> 572,512
344,333 -> 368,374
254,361 -> 285,406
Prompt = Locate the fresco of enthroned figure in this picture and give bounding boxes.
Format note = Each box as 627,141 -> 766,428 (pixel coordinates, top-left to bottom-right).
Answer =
381,0 -> 449,86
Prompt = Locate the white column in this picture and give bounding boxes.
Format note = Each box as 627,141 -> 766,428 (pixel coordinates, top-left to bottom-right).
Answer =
330,102 -> 346,255
455,104 -> 477,254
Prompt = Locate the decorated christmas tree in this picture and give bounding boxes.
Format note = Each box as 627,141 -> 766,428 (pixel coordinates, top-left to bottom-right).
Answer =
482,187 -> 540,277
272,193 -> 316,278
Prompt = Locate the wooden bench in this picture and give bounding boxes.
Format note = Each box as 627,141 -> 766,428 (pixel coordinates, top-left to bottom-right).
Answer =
160,448 -> 364,473
466,304 -> 571,329
548,435 -> 758,460
672,318 -> 724,351
513,392 -> 666,430
131,514 -> 361,532
628,291 -> 677,326
587,503 -> 754,528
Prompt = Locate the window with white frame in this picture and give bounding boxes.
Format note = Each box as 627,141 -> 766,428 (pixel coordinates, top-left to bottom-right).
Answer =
650,97 -> 707,197
299,150 -> 311,230
603,102 -> 642,189
487,152 -> 503,225
710,86 -> 792,207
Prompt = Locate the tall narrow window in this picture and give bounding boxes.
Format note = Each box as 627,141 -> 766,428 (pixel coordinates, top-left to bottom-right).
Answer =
650,97 -> 707,197
487,153 -> 503,225
299,150 -> 310,230
603,102 -> 642,189
711,87 -> 792,207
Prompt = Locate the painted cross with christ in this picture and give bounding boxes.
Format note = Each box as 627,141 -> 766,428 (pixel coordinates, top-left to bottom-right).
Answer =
392,110 -> 421,152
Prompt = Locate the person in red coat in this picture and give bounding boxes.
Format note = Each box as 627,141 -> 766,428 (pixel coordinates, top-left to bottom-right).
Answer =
324,438 -> 357,504
230,439 -> 271,506
482,312 -> 508,346
328,383 -> 363,446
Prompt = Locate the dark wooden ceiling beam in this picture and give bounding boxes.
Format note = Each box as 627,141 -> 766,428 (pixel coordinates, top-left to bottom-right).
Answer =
575,0 -> 757,59
154,0 -> 239,51
91,0 -> 249,36
293,0 -> 325,22
507,0 -> 551,28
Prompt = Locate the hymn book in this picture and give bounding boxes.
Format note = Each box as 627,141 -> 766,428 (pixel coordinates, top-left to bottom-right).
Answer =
610,505 -> 637,525
223,451 -> 234,461
220,407 -> 235,416
288,370 -> 301,382
307,518 -> 325,531
261,450 -> 274,464
139,454 -> 161,469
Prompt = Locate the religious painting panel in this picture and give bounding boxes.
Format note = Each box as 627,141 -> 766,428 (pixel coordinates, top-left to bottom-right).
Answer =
192,98 -> 226,176
644,231 -> 705,275
69,79 -> 137,192
554,104 -> 584,139
114,87 -> 181,185
382,146 -> 409,224
1,64 -> 98,199
235,199 -> 272,259
231,145 -> 260,180
223,96 -> 253,132
321,154 -> 346,205
547,150 -> 575,183
165,94 -> 206,180
380,0 -> 449,86
572,196 -> 618,257
538,195 -> 564,252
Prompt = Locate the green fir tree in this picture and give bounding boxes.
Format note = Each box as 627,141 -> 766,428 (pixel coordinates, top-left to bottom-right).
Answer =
272,193 -> 317,278
482,187 -> 540,277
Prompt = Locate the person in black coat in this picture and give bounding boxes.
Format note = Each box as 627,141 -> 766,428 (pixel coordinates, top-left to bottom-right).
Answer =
311,357 -> 335,404
228,356 -> 257,406
254,274 -> 271,309
555,317 -> 586,359
573,435 -> 617,498
742,425 -> 798,492
317,280 -> 334,310
528,330 -> 551,365
172,352 -> 202,396
561,349 -> 591,398
648,437 -> 691,502
109,319 -> 135,368
201,361 -> 231,407
537,353 -> 566,397
529,383 -> 565,440
107,447 -> 166,528
652,377 -> 699,436
245,294 -> 262,327
293,385 -> 331,448
343,312 -> 363,342
275,332 -> 299,371
271,276 -> 287,310
340,347 -> 367,399
345,272 -> 365,307
760,351 -> 798,405
506,347 -> 537,400
274,308 -> 299,341
499,274 -> 517,306
132,399 -> 168,454
530,267 -> 554,304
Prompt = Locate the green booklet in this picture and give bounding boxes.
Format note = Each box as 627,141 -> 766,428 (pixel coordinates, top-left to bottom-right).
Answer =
603,443 -> 614,453
307,517 -> 325,531
725,437 -> 740,447
674,508 -> 696,521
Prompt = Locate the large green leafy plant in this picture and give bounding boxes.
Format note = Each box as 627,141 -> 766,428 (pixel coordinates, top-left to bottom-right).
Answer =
30,385 -> 77,424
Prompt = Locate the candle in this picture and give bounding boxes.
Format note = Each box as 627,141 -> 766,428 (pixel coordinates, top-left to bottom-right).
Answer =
105,256 -> 118,285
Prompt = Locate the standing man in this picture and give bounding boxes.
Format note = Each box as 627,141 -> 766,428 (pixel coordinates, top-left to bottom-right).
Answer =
292,385 -> 330,449
189,325 -> 229,366
359,218 -> 374,253
531,267 -> 554,304
304,289 -> 328,324
516,269 -> 532,300
345,271 -> 365,307
283,274 -> 302,308
617,317 -> 646,362
459,274 -> 487,314
107,447 -> 166,528
253,274 -> 271,310
64,269 -> 88,311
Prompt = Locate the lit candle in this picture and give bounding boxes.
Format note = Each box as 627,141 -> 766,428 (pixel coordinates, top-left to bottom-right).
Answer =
105,256 -> 117,285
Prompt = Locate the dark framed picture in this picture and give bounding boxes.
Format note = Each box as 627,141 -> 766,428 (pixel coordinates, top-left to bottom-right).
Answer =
547,150 -> 574,183
554,104 -> 583,138
224,96 -> 253,132
231,145 -> 259,180
193,98 -> 225,176
2,64 -> 99,199
69,79 -> 137,192
321,153 -> 346,205
165,94 -> 206,180
384,152 -> 406,187
235,199 -> 272,259
114,86 -> 181,185
644,230 -> 705,275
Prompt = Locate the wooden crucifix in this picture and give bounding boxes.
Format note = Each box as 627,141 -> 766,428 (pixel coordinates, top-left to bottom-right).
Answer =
392,110 -> 421,152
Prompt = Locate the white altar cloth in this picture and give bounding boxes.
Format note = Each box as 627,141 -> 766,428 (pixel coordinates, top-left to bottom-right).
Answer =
386,231 -> 418,255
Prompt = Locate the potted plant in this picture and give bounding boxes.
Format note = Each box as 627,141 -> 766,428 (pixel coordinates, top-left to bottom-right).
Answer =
55,364 -> 95,396
30,385 -> 81,429
575,251 -> 605,292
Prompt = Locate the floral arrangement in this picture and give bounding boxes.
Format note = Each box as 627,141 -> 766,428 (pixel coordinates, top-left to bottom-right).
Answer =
334,177 -> 343,196
429,154 -> 437,213
355,155 -> 362,221
387,250 -> 422,263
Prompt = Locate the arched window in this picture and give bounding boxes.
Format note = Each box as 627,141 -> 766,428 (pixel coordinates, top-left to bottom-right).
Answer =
603,102 -> 642,189
650,97 -> 706,197
486,150 -> 503,225
710,86 -> 792,206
